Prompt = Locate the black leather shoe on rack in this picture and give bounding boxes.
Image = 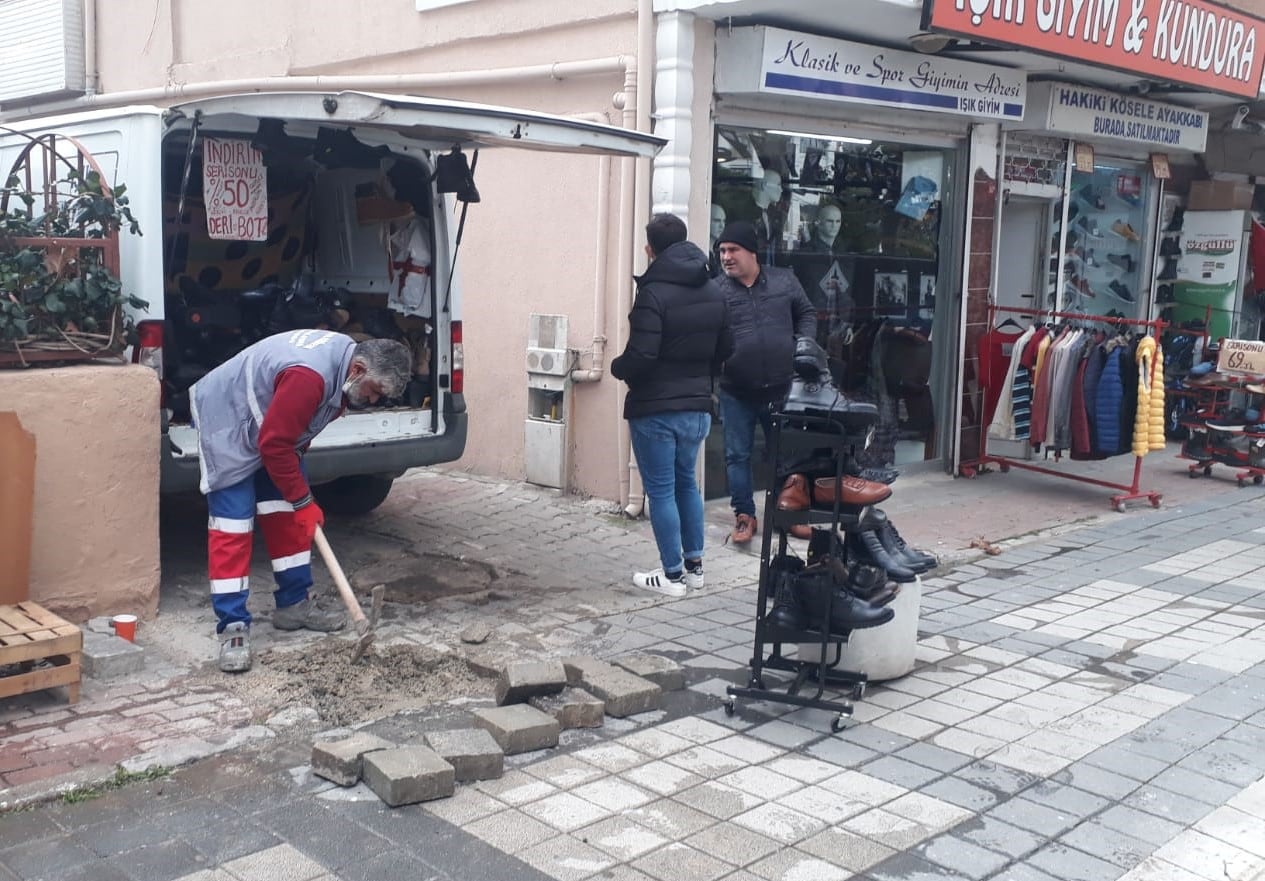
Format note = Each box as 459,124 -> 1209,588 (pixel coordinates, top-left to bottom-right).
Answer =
851,529 -> 918,582
870,510 -> 937,572
846,564 -> 900,607
796,565 -> 895,631
766,556 -> 807,630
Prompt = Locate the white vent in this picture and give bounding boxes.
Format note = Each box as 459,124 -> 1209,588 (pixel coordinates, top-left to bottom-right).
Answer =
527,313 -> 569,377
0,0 -> 85,106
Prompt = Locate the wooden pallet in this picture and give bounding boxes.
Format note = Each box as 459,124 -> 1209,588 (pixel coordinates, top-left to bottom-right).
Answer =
0,602 -> 82,704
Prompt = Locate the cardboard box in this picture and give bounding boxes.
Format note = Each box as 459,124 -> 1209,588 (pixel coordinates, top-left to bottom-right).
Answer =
1188,180 -> 1255,211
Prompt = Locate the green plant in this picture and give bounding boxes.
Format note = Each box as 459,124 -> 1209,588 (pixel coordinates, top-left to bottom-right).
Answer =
0,168 -> 147,351
58,766 -> 171,805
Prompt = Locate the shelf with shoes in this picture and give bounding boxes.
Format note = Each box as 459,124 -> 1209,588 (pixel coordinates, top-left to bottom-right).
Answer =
1177,372 -> 1265,485
724,339 -> 936,732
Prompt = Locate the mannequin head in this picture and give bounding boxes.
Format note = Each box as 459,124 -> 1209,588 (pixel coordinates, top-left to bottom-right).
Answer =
815,202 -> 843,248
709,204 -> 727,248
752,169 -> 783,209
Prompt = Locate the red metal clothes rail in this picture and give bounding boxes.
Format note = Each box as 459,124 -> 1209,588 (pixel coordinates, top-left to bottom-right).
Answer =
960,304 -> 1165,513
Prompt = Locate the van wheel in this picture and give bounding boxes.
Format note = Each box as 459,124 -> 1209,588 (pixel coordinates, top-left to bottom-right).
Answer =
312,474 -> 395,516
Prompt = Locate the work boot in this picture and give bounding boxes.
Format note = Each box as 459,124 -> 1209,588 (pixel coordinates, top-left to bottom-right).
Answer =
272,597 -> 348,632
732,513 -> 758,545
767,560 -> 807,631
851,529 -> 918,582
870,510 -> 938,572
218,622 -> 252,673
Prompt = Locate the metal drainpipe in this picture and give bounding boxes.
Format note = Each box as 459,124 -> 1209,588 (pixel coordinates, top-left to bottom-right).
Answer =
83,0 -> 98,95
0,57 -> 634,120
622,0 -> 655,518
614,64 -> 640,513
568,112 -> 614,385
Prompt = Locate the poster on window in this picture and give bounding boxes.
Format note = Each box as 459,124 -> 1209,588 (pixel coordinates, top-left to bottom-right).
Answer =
202,138 -> 269,241
874,271 -> 909,316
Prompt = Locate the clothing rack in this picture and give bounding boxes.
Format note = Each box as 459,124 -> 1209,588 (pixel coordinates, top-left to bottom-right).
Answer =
960,304 -> 1165,513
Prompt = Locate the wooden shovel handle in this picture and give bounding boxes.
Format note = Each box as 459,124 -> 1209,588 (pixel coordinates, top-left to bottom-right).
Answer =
312,525 -> 367,626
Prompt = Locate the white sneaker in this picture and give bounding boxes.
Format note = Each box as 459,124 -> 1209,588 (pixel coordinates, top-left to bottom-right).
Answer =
632,568 -> 687,598
682,568 -> 704,590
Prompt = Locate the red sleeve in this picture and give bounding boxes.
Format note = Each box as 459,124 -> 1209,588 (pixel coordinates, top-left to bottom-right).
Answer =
259,366 -> 327,503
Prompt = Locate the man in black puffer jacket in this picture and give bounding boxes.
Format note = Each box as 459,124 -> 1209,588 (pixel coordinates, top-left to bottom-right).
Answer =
714,220 -> 817,544
612,214 -> 734,597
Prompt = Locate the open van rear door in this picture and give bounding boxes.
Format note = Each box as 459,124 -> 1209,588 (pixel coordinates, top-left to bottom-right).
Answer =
165,91 -> 665,157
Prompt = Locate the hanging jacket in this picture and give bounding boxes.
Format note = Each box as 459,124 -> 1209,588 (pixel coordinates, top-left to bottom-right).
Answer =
1082,342 -> 1107,454
1095,343 -> 1126,455
988,324 -> 1035,441
1134,336 -> 1155,458
1069,347 -> 1095,459
611,241 -> 735,419
1149,341 -> 1166,451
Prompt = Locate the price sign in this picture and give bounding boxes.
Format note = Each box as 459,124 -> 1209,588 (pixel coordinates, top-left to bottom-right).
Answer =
1217,338 -> 1265,376
1150,153 -> 1171,180
202,138 -> 269,241
1073,143 -> 1094,173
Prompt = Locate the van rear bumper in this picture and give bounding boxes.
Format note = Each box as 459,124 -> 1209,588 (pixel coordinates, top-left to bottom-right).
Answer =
160,412 -> 469,494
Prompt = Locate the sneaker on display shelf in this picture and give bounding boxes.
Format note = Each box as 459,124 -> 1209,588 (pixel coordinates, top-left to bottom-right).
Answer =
1107,253 -> 1135,273
1108,280 -> 1135,302
1111,220 -> 1141,241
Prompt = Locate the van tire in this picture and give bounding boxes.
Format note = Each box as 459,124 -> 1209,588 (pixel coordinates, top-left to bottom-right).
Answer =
312,474 -> 395,516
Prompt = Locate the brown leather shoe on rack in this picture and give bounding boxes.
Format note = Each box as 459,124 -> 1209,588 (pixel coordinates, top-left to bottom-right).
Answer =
732,513 -> 758,544
777,474 -> 811,510
812,476 -> 893,507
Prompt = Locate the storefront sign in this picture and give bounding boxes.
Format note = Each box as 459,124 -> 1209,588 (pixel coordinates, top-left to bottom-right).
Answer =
1218,339 -> 1265,375
924,0 -> 1265,100
716,26 -> 1027,120
1030,82 -> 1209,152
1074,142 -> 1095,172
202,138 -> 269,241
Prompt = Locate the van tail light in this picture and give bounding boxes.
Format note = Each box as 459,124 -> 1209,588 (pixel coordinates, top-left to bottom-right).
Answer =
133,320 -> 164,377
450,320 -> 464,394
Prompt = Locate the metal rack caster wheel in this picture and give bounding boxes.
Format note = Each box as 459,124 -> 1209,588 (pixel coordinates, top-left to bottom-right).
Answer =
747,675 -> 765,691
1114,501 -> 1127,514
998,463 -> 1010,473
1205,465 -> 1213,476
1255,475 -> 1263,486
1239,477 -> 1247,488
831,714 -> 847,733
852,683 -> 866,701
1188,469 -> 1199,479
723,700 -> 735,717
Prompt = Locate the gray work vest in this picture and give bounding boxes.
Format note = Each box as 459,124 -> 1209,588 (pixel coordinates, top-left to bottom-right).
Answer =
190,330 -> 357,494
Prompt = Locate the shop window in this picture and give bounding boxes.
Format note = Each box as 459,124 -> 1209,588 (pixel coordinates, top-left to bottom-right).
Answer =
707,125 -> 949,485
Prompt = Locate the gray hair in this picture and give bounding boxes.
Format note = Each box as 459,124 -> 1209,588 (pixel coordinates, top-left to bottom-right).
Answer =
353,338 -> 412,398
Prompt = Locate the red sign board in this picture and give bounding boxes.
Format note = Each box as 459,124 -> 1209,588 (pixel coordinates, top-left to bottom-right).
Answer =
924,0 -> 1265,99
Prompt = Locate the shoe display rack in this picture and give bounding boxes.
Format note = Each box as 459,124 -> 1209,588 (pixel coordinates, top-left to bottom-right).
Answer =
962,304 -> 1165,512
1178,376 -> 1265,487
723,409 -> 883,734
1051,171 -> 1148,313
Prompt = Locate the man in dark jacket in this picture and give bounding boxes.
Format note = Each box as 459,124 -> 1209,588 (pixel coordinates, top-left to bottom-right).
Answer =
612,214 -> 734,596
715,220 -> 817,544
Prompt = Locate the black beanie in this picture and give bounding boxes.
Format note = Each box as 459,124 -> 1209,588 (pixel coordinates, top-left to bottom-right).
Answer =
717,221 -> 759,256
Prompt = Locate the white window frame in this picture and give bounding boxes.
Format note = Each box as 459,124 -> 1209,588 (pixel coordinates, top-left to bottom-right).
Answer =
415,0 -> 477,10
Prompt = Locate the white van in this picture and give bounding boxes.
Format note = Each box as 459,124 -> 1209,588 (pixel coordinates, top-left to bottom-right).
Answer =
0,91 -> 661,513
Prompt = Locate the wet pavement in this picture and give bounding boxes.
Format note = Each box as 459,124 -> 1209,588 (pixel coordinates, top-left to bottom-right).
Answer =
2,453 -> 1265,881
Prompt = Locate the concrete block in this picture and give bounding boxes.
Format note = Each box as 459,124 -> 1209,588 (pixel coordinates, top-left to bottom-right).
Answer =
362,747 -> 455,807
81,630 -> 144,679
311,733 -> 397,787
471,704 -> 560,755
573,668 -> 662,718
424,728 -> 504,782
530,687 -> 605,729
562,655 -> 620,686
494,659 -> 567,705
612,653 -> 685,691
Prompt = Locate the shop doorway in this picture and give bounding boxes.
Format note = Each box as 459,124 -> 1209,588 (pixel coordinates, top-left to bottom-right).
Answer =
703,125 -> 959,503
996,196 -> 1050,311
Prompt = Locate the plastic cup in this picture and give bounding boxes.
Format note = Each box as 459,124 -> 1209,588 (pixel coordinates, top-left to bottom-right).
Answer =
110,614 -> 138,642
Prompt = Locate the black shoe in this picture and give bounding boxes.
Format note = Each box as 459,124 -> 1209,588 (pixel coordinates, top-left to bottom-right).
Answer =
1156,284 -> 1175,304
1157,259 -> 1177,281
851,529 -> 917,582
878,521 -> 938,573
1108,280 -> 1135,303
1076,185 -> 1105,210
860,467 -> 900,485
1166,206 -> 1185,232
795,565 -> 895,631
766,556 -> 807,630
1160,236 -> 1181,257
1107,253 -> 1134,273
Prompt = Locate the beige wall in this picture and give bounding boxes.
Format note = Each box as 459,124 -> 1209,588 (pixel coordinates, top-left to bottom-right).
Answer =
93,0 -> 648,499
0,365 -> 160,622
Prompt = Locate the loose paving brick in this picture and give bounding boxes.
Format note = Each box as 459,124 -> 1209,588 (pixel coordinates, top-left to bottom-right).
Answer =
612,653 -> 685,691
362,746 -> 455,807
80,632 -> 145,680
310,733 -> 396,786
529,687 -> 605,729
494,660 -> 567,706
424,728 -> 504,782
562,659 -> 661,718
471,705 -> 560,755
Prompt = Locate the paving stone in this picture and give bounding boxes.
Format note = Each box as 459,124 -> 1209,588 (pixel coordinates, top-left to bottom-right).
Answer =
81,631 -> 145,679
1026,842 -> 1123,881
956,761 -> 1039,796
868,851 -> 974,881
529,687 -> 605,729
987,797 -> 1080,837
921,776 -> 1002,812
612,653 -> 685,691
472,704 -> 560,754
424,728 -> 504,782
1019,781 -> 1110,819
311,733 -> 396,787
494,660 -> 567,706
1060,822 -> 1155,868
917,833 -> 1010,880
952,815 -> 1044,859
567,662 -> 662,718
361,746 -> 455,807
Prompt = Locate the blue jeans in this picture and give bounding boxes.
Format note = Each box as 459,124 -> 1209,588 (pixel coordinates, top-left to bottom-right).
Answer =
628,411 -> 711,574
719,389 -> 775,518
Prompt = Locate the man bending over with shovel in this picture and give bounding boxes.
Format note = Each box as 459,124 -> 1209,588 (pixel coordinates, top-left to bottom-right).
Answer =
190,330 -> 412,673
